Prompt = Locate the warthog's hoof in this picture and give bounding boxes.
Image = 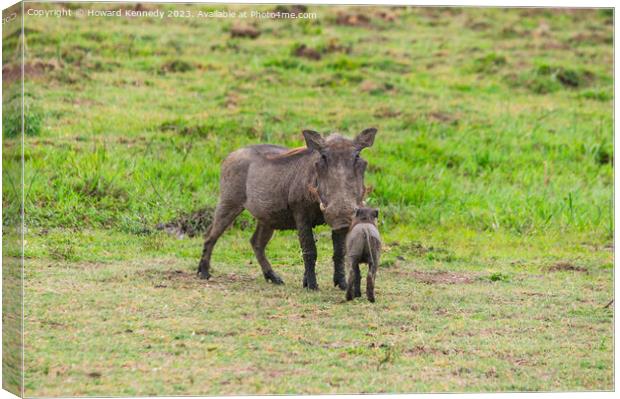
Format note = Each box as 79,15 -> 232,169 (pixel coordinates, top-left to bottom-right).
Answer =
264,271 -> 284,285
197,259 -> 211,280
334,278 -> 347,291
367,295 -> 375,303
346,291 -> 355,301
302,276 -> 319,290
197,270 -> 211,280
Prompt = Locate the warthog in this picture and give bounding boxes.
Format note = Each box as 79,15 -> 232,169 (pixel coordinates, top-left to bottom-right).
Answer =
345,207 -> 381,302
197,128 -> 378,290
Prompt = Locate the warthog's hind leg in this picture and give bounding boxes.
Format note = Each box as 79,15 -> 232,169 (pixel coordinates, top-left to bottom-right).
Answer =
250,223 -> 284,285
198,203 -> 243,279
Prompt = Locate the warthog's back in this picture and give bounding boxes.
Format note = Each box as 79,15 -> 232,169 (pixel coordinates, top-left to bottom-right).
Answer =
346,223 -> 381,262
220,144 -> 320,230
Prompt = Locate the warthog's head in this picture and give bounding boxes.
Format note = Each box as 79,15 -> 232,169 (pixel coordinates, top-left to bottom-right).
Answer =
304,128 -> 377,230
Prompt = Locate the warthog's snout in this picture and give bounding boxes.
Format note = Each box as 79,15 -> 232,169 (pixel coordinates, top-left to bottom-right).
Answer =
322,201 -> 357,230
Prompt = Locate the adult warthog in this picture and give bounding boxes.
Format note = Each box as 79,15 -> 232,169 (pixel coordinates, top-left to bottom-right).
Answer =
197,128 -> 377,290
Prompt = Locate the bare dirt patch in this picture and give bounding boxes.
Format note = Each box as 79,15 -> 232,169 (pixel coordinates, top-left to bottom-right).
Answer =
230,24 -> 260,39
323,39 -> 353,54
156,207 -> 214,238
2,60 -> 59,84
293,39 -> 353,61
221,272 -> 255,283
373,107 -> 401,118
404,345 -> 465,356
428,111 -> 459,125
464,17 -> 491,31
375,10 -> 397,22
157,207 -> 252,238
138,269 -> 200,288
293,44 -> 322,61
548,262 -> 588,273
538,40 -> 570,50
569,32 -> 613,45
160,59 -> 195,74
335,12 -> 372,27
143,269 -> 259,289
272,5 -> 308,15
406,270 -> 474,285
359,80 -> 396,95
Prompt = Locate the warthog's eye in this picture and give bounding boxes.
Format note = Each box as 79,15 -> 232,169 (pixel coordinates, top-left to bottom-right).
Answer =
354,153 -> 361,161
320,153 -> 328,163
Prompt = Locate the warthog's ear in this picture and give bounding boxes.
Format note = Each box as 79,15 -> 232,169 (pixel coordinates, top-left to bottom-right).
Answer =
372,208 -> 379,218
303,130 -> 325,152
355,128 -> 378,149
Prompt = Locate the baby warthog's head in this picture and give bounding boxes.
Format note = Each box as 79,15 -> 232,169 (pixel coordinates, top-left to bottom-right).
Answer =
351,207 -> 379,227
305,128 -> 377,230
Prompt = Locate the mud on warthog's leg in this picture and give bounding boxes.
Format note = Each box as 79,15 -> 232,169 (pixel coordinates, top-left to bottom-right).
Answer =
250,223 -> 283,285
297,223 -> 318,290
197,203 -> 243,279
332,228 -> 348,290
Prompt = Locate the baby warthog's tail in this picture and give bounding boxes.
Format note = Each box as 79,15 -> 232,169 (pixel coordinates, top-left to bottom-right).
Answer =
365,231 -> 380,303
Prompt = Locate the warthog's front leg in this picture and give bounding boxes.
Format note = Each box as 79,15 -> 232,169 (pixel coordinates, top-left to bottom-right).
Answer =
198,203 -> 243,279
332,228 -> 348,290
297,223 -> 318,290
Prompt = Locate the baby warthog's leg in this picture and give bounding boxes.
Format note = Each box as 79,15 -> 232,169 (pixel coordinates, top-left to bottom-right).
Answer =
250,223 -> 283,284
345,256 -> 359,301
366,258 -> 378,303
354,263 -> 362,298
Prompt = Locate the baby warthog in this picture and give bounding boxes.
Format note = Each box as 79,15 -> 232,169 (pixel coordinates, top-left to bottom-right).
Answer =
345,207 -> 381,302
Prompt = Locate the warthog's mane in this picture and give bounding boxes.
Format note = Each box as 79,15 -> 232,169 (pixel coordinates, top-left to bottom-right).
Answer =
265,146 -> 312,161
265,133 -> 353,161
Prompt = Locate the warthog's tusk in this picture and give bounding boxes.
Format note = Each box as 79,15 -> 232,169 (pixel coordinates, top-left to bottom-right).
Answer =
320,202 -> 326,212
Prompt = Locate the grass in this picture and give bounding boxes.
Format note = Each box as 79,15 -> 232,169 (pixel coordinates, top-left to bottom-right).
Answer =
21,227 -> 614,395
1,3 -> 614,395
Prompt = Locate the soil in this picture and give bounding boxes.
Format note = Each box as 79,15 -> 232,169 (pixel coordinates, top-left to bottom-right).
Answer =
230,25 -> 260,39
428,111 -> 459,125
2,60 -> 59,84
293,44 -> 322,61
335,12 -> 372,27
408,270 -> 475,285
548,262 -> 588,273
156,207 -> 214,238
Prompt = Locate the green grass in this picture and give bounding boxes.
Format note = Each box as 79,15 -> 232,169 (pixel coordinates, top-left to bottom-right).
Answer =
2,3 -> 613,395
